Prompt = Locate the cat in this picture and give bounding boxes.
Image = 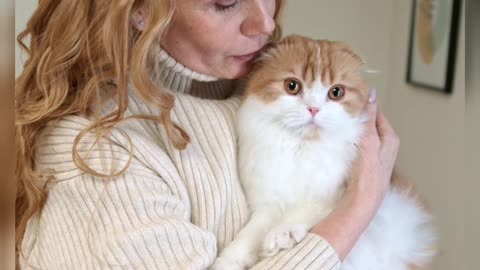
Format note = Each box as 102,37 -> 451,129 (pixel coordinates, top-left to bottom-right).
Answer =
211,35 -> 436,270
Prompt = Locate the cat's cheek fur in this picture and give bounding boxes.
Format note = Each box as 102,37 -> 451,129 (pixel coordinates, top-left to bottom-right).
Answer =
237,95 -> 362,208
314,103 -> 356,133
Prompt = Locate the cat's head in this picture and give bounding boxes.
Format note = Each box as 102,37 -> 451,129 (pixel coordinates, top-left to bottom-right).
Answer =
243,35 -> 371,140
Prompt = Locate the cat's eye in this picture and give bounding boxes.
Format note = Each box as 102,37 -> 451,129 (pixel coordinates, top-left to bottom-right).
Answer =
328,85 -> 346,100
284,79 -> 302,95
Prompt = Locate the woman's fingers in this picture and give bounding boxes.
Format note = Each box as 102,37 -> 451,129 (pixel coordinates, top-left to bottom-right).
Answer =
365,89 -> 378,130
376,111 -> 396,141
363,88 -> 399,154
359,88 -> 399,186
376,110 -> 400,156
361,89 -> 380,150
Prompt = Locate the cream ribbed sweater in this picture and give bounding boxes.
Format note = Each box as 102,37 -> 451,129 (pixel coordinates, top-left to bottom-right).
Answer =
19,50 -> 341,270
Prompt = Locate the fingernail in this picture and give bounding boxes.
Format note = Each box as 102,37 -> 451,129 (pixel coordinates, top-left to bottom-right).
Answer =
369,88 -> 377,103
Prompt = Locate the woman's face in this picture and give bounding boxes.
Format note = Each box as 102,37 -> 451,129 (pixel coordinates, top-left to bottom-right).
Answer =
162,0 -> 276,79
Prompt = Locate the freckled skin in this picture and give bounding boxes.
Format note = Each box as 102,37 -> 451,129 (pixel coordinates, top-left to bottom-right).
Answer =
161,0 -> 276,79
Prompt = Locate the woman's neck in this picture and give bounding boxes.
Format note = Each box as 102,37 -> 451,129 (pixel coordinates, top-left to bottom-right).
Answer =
150,48 -> 237,99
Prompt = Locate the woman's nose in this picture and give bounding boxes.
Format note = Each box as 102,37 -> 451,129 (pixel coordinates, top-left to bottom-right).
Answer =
241,0 -> 276,37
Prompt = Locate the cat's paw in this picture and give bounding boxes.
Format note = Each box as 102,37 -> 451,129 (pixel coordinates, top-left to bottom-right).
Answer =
211,245 -> 257,270
210,257 -> 244,270
262,224 -> 309,257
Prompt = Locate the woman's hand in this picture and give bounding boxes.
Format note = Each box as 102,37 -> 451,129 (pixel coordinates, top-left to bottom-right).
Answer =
311,89 -> 400,261
347,88 -> 400,206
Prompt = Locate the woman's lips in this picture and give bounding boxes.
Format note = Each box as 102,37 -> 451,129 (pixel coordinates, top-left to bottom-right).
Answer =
233,49 -> 263,62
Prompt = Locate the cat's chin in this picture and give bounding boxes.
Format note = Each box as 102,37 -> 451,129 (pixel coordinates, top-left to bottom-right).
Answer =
301,125 -> 322,141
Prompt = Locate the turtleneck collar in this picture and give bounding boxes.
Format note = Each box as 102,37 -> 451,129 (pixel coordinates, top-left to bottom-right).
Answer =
150,48 -> 237,100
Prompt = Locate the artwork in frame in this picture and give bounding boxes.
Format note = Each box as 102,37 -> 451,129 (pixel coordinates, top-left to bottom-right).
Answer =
407,0 -> 462,94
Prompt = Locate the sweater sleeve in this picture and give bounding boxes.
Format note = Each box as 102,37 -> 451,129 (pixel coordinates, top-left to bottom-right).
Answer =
250,234 -> 341,270
22,173 -> 340,270
21,116 -> 218,270
20,172 -> 218,270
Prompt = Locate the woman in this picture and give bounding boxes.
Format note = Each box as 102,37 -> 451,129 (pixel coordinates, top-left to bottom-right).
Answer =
16,0 -> 399,269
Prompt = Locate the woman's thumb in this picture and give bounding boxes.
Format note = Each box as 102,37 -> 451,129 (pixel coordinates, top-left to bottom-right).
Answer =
365,88 -> 378,128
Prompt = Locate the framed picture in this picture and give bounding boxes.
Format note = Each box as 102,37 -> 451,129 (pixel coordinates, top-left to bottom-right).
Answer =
407,0 -> 462,94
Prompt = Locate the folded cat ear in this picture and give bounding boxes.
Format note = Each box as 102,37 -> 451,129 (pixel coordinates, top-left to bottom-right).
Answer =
328,41 -> 367,67
278,34 -> 306,46
263,34 -> 300,57
256,41 -> 281,64
264,41 -> 278,51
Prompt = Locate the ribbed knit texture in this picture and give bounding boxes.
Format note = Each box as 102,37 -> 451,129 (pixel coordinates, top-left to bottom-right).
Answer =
19,49 -> 341,270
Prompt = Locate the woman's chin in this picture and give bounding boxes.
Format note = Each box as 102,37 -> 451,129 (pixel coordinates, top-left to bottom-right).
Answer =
221,63 -> 255,79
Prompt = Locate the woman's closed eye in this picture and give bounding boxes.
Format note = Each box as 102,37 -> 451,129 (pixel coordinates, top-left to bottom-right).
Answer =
214,0 -> 240,12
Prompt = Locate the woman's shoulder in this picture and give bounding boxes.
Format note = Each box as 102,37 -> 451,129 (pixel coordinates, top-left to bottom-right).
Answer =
34,112 -> 173,183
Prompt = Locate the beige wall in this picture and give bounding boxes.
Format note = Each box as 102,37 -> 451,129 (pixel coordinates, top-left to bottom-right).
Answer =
16,0 -> 474,269
382,1 -> 466,270
465,2 -> 479,270
15,0 -> 37,76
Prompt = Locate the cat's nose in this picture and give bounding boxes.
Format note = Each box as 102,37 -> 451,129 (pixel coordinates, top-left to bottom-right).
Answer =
307,107 -> 320,117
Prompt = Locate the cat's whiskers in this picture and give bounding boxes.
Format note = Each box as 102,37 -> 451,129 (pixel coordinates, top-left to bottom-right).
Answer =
281,116 -> 310,131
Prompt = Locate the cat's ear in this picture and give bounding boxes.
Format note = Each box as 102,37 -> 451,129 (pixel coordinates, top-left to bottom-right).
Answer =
264,41 -> 278,52
262,34 -> 311,61
256,38 -> 284,64
278,34 -> 306,46
347,52 -> 380,75
358,61 -> 381,75
256,43 -> 276,64
331,41 -> 367,66
328,40 -> 379,76
354,55 -> 379,74
328,41 -> 354,51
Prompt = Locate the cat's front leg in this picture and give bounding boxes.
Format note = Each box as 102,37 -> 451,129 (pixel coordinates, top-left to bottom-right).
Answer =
211,209 -> 279,270
262,204 -> 330,257
262,223 -> 310,257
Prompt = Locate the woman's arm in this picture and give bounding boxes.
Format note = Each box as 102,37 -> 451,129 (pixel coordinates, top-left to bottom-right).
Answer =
21,116 -> 218,270
312,89 -> 400,261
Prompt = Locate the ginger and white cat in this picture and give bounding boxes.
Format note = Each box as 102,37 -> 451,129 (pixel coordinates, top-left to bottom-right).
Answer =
212,35 -> 436,270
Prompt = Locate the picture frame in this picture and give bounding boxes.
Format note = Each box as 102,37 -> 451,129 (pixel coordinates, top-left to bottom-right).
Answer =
407,0 -> 462,94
